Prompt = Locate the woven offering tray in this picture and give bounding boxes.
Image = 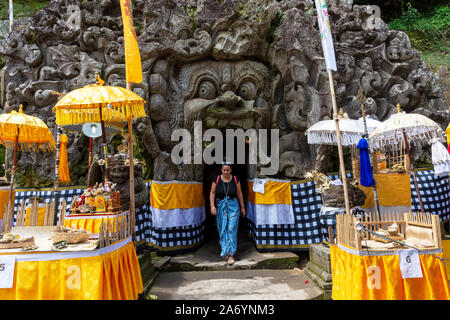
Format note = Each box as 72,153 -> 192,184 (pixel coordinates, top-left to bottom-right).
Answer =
0,236 -> 35,249
51,227 -> 90,244
373,231 -> 404,243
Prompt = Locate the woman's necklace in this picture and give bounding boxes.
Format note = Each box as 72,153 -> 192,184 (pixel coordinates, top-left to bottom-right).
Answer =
222,175 -> 231,203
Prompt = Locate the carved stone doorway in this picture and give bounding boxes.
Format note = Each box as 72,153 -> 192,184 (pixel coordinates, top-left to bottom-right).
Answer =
202,138 -> 249,243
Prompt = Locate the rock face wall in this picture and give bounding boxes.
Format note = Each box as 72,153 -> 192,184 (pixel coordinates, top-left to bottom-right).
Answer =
0,0 -> 448,183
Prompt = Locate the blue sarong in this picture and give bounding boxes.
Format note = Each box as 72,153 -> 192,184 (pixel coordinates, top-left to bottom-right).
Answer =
216,196 -> 240,257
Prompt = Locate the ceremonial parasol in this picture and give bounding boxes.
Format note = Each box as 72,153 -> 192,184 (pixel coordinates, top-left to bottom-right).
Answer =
52,72 -> 146,240
0,105 -> 55,231
61,121 -> 125,173
358,116 -> 382,135
306,110 -> 366,146
369,105 -> 446,214
52,73 -> 145,182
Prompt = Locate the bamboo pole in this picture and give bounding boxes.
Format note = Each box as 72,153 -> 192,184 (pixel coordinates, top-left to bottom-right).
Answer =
402,128 -> 425,214
5,131 -> 19,232
327,69 -> 351,215
98,106 -> 110,182
127,82 -> 136,243
9,0 -> 13,32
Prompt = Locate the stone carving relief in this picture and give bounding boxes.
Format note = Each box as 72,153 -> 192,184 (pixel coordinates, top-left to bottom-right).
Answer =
0,0 -> 447,184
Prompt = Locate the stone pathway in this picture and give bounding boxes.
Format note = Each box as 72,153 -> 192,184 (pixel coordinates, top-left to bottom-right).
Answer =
146,227 -> 324,300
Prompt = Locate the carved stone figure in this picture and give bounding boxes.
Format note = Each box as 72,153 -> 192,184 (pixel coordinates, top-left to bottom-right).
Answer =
0,0 -> 447,185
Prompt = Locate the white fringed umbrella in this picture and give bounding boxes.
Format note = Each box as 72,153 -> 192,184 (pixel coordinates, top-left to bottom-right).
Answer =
358,116 -> 382,135
306,112 -> 365,146
430,138 -> 450,177
369,105 -> 446,214
369,109 -> 445,151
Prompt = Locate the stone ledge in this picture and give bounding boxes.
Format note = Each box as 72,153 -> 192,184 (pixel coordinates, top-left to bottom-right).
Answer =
304,267 -> 332,291
305,261 -> 332,282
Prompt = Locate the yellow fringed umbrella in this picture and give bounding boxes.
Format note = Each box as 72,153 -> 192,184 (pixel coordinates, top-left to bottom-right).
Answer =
52,73 -> 146,182
0,104 -> 55,231
52,75 -> 146,126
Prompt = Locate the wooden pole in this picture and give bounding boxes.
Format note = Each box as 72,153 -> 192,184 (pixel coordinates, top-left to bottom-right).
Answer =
402,128 -> 425,215
327,69 -> 351,215
53,125 -> 61,225
127,82 -> 136,243
5,130 -> 19,232
88,137 -> 93,174
9,0 -> 13,32
98,106 -> 110,182
360,104 -> 382,221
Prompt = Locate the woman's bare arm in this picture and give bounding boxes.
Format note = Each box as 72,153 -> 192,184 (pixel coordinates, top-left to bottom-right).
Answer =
210,182 -> 217,215
236,181 -> 246,217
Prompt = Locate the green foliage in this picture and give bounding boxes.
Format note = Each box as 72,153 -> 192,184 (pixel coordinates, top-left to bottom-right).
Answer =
266,10 -> 284,45
353,0 -> 448,21
133,132 -> 153,180
0,0 -> 50,20
68,160 -> 88,187
110,133 -> 124,153
388,3 -> 450,70
389,4 -> 449,45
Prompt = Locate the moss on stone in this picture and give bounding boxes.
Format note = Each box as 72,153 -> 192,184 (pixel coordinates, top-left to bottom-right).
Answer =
266,9 -> 283,46
184,4 -> 197,34
15,166 -> 53,188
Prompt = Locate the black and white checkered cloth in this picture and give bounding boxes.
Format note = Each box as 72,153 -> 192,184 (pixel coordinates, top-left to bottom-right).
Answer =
12,187 -> 84,225
135,181 -> 206,253
8,170 -> 448,252
410,170 -> 450,221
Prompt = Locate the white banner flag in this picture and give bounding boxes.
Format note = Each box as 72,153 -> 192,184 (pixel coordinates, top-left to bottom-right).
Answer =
314,0 -> 337,71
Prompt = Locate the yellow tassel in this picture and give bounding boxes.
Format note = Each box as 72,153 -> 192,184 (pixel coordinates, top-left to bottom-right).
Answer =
58,134 -> 70,184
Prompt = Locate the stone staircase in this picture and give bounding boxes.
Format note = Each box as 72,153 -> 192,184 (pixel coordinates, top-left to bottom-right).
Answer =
137,228 -> 327,300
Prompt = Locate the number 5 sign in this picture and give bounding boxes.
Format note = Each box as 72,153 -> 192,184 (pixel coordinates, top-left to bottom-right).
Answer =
0,256 -> 15,288
398,250 -> 423,279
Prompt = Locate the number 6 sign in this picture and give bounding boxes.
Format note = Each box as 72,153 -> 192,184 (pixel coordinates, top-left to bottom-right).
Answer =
399,250 -> 423,279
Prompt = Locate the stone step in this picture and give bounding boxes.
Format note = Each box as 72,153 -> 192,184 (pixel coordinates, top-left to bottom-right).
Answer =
305,261 -> 332,283
149,269 -> 323,300
304,268 -> 332,300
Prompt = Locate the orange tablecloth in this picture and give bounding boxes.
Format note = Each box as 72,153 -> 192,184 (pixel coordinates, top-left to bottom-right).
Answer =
0,237 -> 142,300
64,212 -> 126,236
330,244 -> 450,300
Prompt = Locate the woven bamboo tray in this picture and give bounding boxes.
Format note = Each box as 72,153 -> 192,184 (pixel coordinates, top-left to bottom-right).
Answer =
0,237 -> 35,249
51,231 -> 90,244
372,233 -> 404,243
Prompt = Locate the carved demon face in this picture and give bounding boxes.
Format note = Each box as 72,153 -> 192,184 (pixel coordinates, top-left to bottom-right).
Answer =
180,60 -> 273,131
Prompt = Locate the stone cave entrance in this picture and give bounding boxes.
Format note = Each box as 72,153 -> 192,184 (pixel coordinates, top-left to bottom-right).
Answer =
202,137 -> 250,243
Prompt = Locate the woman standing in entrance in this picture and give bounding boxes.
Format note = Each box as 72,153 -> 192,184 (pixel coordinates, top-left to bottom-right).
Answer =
210,162 -> 246,265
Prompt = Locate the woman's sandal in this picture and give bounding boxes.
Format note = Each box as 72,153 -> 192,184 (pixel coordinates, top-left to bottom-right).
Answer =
227,257 -> 235,266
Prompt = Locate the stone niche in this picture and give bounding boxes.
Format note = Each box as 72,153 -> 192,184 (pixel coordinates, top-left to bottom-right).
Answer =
0,0 -> 448,185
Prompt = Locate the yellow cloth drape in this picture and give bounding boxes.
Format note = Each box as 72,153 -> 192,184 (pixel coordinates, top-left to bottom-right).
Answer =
64,214 -> 125,234
24,207 -> 46,226
58,134 -> 70,184
119,0 -> 142,84
247,180 -> 292,205
442,240 -> 450,279
446,123 -> 450,146
0,239 -> 142,300
359,173 -> 412,208
150,182 -> 204,210
0,189 -> 13,219
330,244 -> 450,300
